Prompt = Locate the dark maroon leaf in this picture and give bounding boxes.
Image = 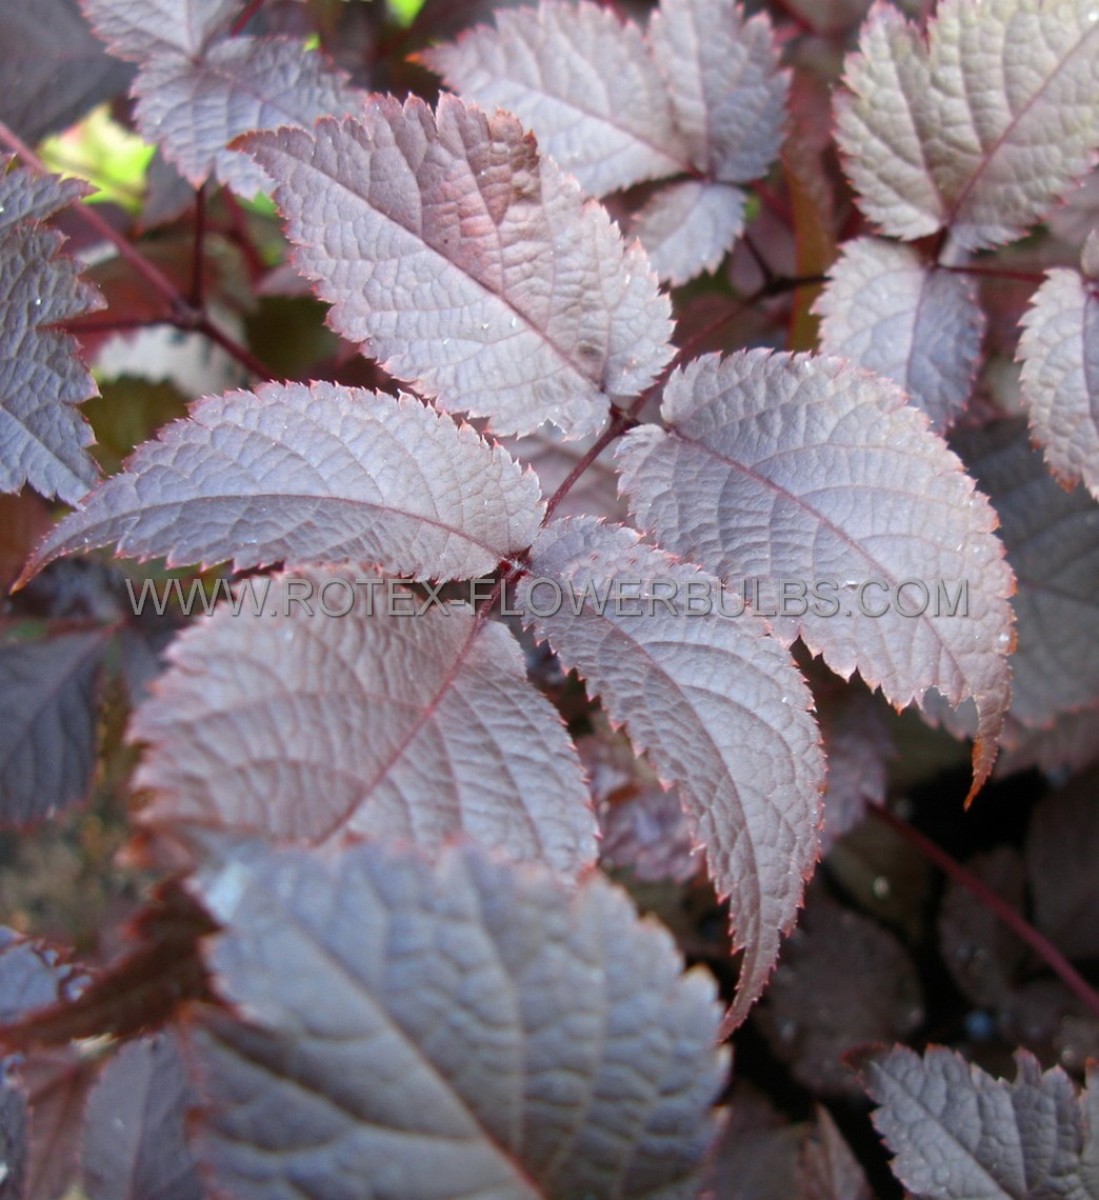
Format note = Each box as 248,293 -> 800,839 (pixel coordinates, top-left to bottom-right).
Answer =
863,1045 -> 1098,1200
82,1033 -> 202,1200
1025,767 -> 1099,962
0,1070 -> 26,1200
187,838 -> 727,1199
617,349 -> 1016,799
0,930 -> 92,1200
632,180 -> 747,286
0,0 -> 131,144
1018,251 -> 1099,499
519,517 -> 825,1029
132,567 -> 597,874
953,418 -> 1099,730
649,0 -> 788,185
816,237 -> 985,430
0,630 -> 110,826
577,722 -> 698,884
82,0 -> 240,60
815,676 -> 893,854
710,1086 -> 803,1200
24,381 -> 542,584
237,97 -> 674,438
836,1 -> 1099,249
0,163 -> 103,504
19,1048 -> 102,1200
997,707 -> 1099,778
797,1108 -> 873,1200
938,846 -> 1028,1009
133,37 -> 368,196
422,0 -> 686,196
756,887 -> 923,1098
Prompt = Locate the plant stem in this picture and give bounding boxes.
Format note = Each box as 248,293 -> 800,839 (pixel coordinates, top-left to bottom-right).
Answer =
0,119 -> 181,308
939,262 -> 1046,285
231,0 -> 267,35
0,120 -> 274,381
189,184 -> 207,308
869,802 -> 1099,1021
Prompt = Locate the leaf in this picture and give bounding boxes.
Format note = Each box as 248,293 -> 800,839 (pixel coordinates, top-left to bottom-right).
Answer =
0,0 -> 132,144
0,1068 -> 26,1200
616,349 -> 1016,799
577,721 -> 698,884
82,0 -> 240,60
421,1 -> 686,196
133,567 -> 596,875
938,846 -> 1028,1010
133,37 -> 368,196
632,181 -> 747,287
710,1087 -> 803,1200
998,706 -> 1099,777
82,1033 -> 202,1200
648,0 -> 788,184
797,1108 -> 873,1200
1018,258 -> 1099,499
188,838 -> 727,1200
518,517 -> 825,1028
756,887 -> 923,1098
1025,767 -> 1099,961
952,418 -> 1099,729
236,96 -> 674,439
0,630 -> 110,826
0,163 -> 103,504
503,427 -> 626,522
815,237 -> 985,430
814,674 -> 893,854
862,1045 -> 1098,1200
23,382 -> 542,584
836,0 -> 1099,250
0,930 -> 92,1200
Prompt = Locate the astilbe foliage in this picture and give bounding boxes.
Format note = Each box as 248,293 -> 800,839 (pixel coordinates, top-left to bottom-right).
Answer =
0,0 -> 1097,1195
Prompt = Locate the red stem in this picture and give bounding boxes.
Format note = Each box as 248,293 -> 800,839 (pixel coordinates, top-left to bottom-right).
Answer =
869,802 -> 1099,1021
939,262 -> 1046,285
0,119 -> 273,381
189,184 -> 207,308
231,0 -> 266,36
0,119 -> 181,307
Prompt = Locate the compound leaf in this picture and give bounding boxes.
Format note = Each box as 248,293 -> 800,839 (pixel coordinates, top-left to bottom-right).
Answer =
518,517 -> 825,1029
815,237 -> 985,430
618,350 -> 1015,799
0,163 -> 103,504
133,567 -> 596,875
863,1045 -> 1097,1200
421,1 -> 686,196
1018,258 -> 1099,499
23,381 -> 542,584
236,96 -> 674,439
189,838 -> 727,1199
836,0 -> 1099,251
